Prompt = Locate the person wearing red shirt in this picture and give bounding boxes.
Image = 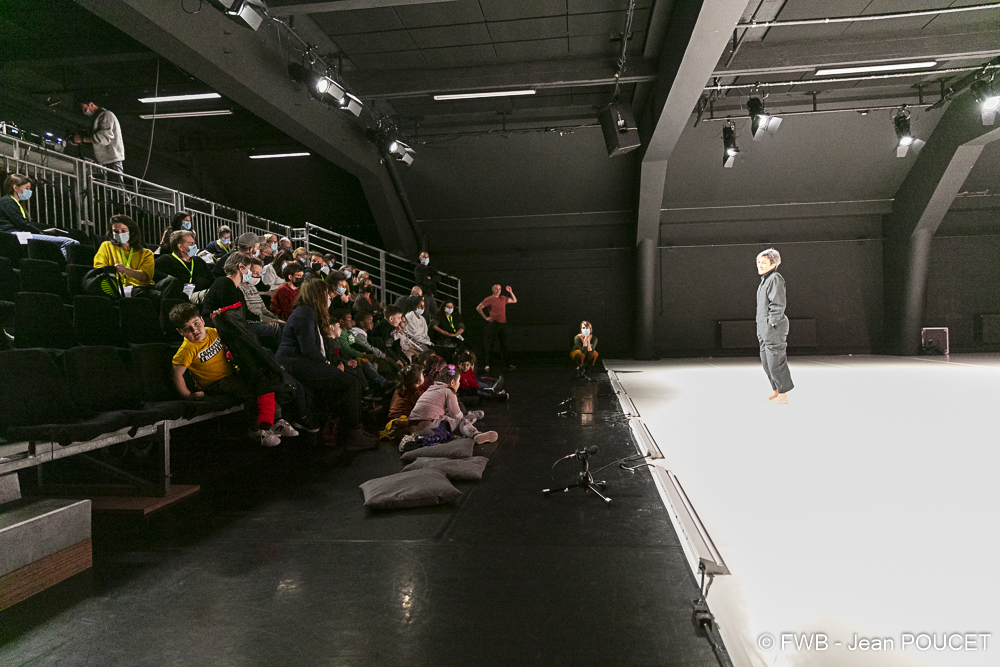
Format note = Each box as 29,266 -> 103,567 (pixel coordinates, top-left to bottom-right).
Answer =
476,284 -> 516,372
270,263 -> 304,321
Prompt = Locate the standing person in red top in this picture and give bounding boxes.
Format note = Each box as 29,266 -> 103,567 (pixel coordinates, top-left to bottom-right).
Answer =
270,263 -> 304,320
476,284 -> 517,372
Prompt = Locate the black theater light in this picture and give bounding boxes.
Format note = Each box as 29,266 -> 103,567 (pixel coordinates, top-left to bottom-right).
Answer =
970,75 -> 999,125
894,111 -> 914,158
747,97 -> 781,140
722,123 -> 739,168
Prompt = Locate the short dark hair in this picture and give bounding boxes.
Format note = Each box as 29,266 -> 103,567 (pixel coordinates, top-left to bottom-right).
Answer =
282,263 -> 303,280
217,225 -> 232,237
384,305 -> 402,319
325,271 -> 348,288
169,302 -> 201,329
331,309 -> 351,324
171,212 -> 191,231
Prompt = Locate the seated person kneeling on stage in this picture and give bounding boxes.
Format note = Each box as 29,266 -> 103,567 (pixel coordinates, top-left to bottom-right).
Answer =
571,320 -> 598,377
408,363 -> 498,445
169,303 -> 290,447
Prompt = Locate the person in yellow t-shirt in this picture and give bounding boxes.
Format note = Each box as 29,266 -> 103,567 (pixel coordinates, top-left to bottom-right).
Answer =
169,302 -> 296,447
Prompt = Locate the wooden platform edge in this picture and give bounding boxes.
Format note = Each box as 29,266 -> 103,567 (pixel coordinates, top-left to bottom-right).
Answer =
87,484 -> 200,516
0,538 -> 92,611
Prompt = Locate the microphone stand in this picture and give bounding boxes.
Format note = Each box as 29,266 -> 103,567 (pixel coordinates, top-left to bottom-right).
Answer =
542,447 -> 611,505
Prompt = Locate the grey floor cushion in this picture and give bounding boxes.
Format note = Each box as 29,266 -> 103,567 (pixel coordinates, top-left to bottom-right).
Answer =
402,456 -> 489,481
360,469 -> 462,510
399,437 -> 474,463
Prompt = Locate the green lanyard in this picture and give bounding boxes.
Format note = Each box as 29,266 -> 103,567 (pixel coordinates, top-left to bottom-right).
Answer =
172,253 -> 195,282
446,314 -> 454,330
117,246 -> 134,276
12,195 -> 27,220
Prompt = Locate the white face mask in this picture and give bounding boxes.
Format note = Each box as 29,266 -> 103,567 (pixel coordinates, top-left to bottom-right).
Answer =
327,296 -> 332,308
582,328 -> 591,336
113,231 -> 130,245
320,265 -> 330,275
344,270 -> 352,278
247,275 -> 261,286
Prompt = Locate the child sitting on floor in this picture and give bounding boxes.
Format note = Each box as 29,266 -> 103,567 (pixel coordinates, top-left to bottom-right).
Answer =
380,364 -> 425,442
457,350 -> 507,402
169,303 -> 296,447
408,364 -> 498,445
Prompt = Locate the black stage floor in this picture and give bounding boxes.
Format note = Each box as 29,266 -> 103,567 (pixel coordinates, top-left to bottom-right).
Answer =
0,365 -> 727,667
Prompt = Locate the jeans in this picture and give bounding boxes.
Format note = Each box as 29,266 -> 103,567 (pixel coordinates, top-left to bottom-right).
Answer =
30,234 -> 79,259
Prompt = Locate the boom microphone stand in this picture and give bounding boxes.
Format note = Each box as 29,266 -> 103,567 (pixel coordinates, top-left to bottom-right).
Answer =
542,445 -> 611,504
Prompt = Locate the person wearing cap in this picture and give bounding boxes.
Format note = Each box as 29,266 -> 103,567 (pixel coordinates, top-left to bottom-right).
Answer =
213,231 -> 262,277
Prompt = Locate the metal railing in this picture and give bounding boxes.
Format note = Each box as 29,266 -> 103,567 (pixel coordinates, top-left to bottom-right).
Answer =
0,134 -> 459,302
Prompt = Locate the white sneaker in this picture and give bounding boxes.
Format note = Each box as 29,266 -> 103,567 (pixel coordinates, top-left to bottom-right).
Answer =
259,430 -> 281,447
473,430 -> 498,445
270,419 -> 299,437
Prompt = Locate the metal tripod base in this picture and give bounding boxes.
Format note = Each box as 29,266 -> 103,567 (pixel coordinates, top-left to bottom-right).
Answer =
542,470 -> 612,505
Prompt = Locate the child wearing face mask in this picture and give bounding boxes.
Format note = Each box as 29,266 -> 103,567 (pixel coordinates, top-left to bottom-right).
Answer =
239,257 -> 284,331
270,262 -> 305,321
571,320 -> 599,378
404,298 -> 434,348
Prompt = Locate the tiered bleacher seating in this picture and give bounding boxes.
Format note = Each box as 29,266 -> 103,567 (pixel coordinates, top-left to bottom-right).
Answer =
19,259 -> 69,302
26,238 -> 66,267
14,292 -> 75,349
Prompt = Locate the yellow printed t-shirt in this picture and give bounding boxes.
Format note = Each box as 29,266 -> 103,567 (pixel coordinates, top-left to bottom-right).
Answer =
172,327 -> 235,388
94,240 -> 154,287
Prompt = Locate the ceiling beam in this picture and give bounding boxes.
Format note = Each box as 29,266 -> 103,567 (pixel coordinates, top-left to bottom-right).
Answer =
74,0 -> 418,256
271,0 -> 458,16
351,59 -> 658,100
0,52 -> 158,72
633,0 -> 749,360
719,30 -> 1000,76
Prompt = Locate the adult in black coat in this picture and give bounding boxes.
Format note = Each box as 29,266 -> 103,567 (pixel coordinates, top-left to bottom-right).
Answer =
154,230 -> 213,301
414,251 -> 438,318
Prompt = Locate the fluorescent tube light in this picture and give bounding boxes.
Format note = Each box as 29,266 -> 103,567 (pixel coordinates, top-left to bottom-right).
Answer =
433,89 -> 536,101
249,152 -> 311,159
138,93 -> 222,103
139,110 -> 233,119
815,61 -> 936,76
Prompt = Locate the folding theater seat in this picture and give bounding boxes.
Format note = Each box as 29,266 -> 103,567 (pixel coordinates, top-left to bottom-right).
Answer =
0,232 -> 25,266
66,264 -> 91,297
0,348 -> 131,447
19,259 -> 68,301
66,244 -> 96,266
26,238 -> 66,267
72,295 -> 122,347
14,292 -> 75,349
120,297 -> 163,344
62,345 -> 181,432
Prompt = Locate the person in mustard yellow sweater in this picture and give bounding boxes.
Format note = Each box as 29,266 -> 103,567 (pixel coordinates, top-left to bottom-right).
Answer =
93,214 -> 182,301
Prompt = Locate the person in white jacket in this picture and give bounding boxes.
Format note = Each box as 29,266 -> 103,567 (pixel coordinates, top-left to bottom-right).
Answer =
404,298 -> 434,348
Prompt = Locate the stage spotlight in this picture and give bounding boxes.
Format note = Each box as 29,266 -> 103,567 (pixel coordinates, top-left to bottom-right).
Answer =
970,76 -> 999,125
722,123 -> 739,168
339,92 -> 363,117
386,138 -> 415,166
893,111 -> 914,158
218,0 -> 263,31
747,97 -> 781,140
315,75 -> 346,103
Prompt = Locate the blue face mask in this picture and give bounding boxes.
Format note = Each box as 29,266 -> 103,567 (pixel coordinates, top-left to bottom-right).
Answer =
444,307 -> 454,314
281,262 -> 288,270
181,220 -> 191,230
187,244 -> 198,255
337,286 -> 347,294
17,189 -> 32,201
220,237 -> 230,245
241,270 -> 251,283
270,242 -> 278,252
344,270 -> 352,278
415,308 -> 424,316
421,257 -> 429,265
299,257 -> 307,265
582,328 -> 591,336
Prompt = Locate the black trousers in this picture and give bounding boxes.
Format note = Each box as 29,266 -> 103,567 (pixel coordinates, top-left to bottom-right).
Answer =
483,320 -> 508,369
277,356 -> 360,428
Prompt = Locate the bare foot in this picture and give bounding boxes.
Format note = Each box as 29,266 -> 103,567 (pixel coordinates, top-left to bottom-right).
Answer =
772,393 -> 788,405
763,390 -> 779,403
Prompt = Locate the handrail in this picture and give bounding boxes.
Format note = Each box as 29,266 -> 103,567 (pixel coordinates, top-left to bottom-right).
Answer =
1,133 -> 460,303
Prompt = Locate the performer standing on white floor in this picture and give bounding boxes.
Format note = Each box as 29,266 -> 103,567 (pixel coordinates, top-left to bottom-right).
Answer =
756,248 -> 793,404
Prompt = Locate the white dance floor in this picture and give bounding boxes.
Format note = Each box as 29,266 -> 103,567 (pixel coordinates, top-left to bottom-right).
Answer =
607,355 -> 998,667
